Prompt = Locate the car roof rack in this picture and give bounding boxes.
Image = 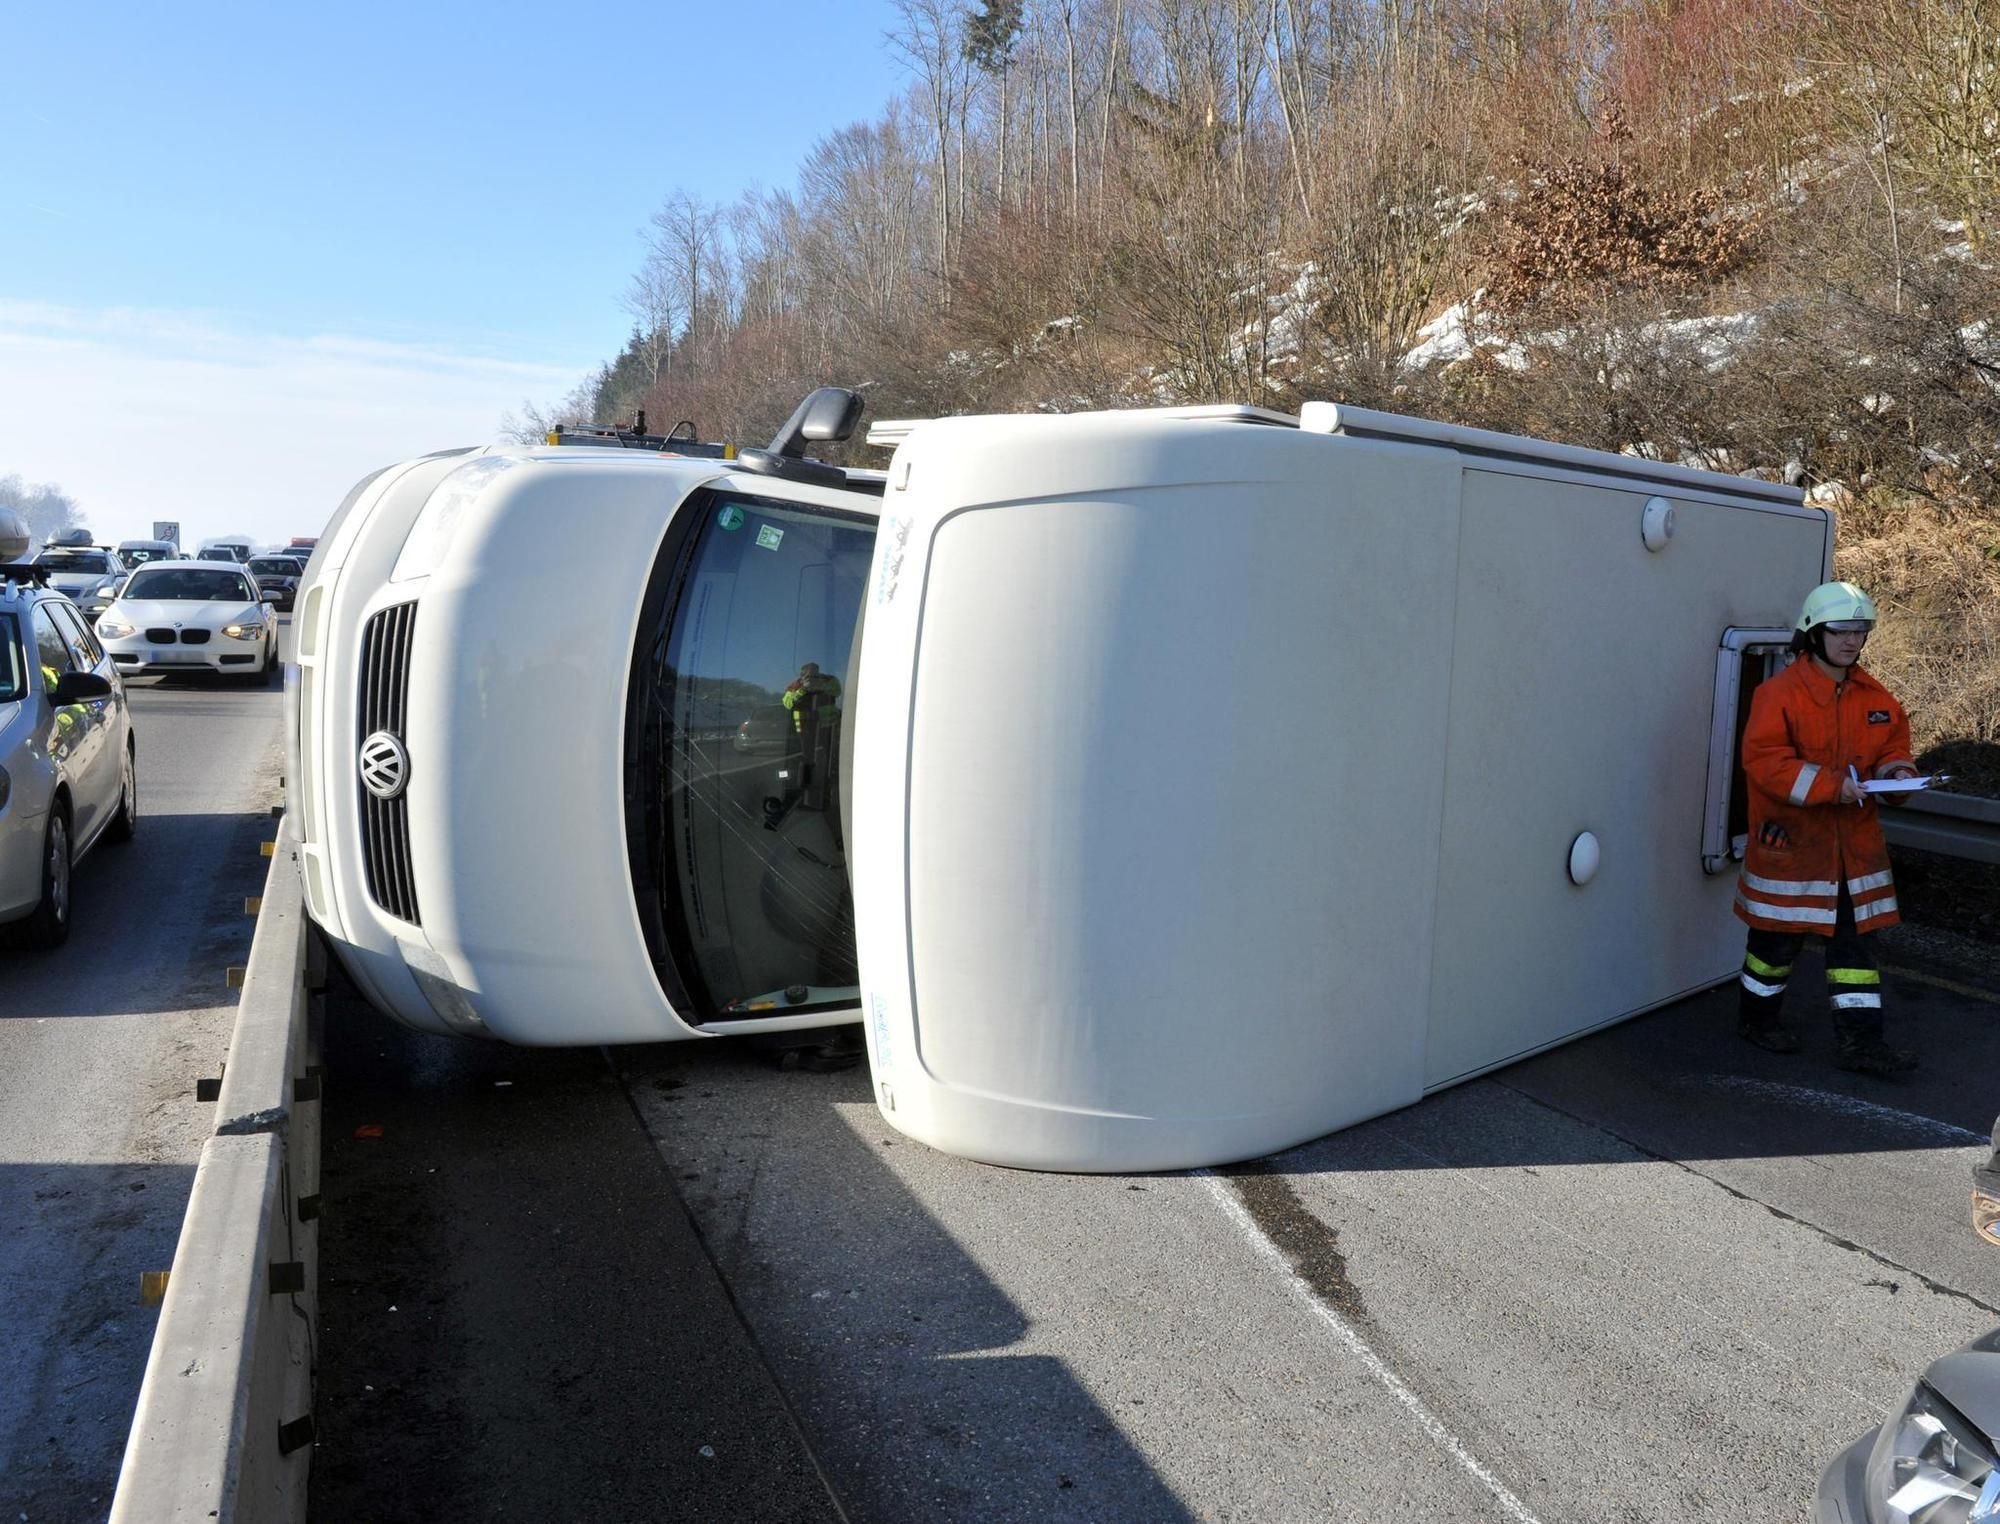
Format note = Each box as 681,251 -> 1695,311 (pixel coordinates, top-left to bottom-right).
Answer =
547,410 -> 737,460
1,563 -> 53,585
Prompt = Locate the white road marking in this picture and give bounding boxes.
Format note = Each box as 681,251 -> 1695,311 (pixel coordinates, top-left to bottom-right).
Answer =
1705,1077 -> 1986,1145
1200,1171 -> 1545,1524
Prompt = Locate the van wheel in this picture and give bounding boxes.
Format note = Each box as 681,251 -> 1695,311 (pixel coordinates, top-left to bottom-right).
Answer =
106,744 -> 137,843
20,805 -> 73,948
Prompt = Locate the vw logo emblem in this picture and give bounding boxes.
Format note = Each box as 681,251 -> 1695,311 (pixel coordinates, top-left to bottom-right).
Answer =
358,731 -> 409,800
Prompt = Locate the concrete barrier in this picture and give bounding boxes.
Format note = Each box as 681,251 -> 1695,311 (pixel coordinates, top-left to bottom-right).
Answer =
110,818 -> 320,1524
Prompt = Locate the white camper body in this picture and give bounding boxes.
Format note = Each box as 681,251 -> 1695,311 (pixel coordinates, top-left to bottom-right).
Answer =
849,403 -> 1829,1173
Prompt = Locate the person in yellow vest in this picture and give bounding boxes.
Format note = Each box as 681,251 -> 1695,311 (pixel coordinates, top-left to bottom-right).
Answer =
780,662 -> 841,733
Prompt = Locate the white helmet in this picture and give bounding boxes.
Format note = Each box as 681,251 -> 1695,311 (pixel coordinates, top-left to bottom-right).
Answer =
1796,580 -> 1878,634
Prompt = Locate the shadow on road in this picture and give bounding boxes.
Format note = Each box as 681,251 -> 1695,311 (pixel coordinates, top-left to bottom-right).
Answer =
313,981 -> 1195,1524
616,1039 -> 1201,1524
1281,951 -> 1999,1181
312,983 -> 845,1524
0,808 -> 275,1019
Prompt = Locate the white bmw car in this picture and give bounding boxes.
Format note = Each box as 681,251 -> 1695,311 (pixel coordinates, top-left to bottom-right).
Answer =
96,561 -> 279,683
292,395 -> 880,1044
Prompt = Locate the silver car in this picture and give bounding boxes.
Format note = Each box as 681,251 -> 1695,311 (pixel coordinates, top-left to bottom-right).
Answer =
32,545 -> 129,624
1818,1125 -> 2000,1521
0,566 -> 138,947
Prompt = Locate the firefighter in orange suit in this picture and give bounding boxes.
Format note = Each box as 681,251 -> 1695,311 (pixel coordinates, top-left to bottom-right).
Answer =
1735,581 -> 1920,1075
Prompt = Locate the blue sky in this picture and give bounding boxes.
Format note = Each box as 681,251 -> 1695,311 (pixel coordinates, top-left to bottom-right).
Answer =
2,0 -> 911,546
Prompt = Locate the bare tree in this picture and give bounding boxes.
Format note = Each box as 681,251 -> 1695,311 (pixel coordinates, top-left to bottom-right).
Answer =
621,254 -> 682,390
645,191 -> 725,376
0,475 -> 85,546
891,0 -> 970,301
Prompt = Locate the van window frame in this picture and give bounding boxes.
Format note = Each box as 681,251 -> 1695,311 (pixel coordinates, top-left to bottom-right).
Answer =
624,484 -> 877,1026
1701,627 -> 1795,874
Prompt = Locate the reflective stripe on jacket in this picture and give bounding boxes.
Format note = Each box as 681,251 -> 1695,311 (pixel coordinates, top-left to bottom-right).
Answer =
1735,658 -> 1913,936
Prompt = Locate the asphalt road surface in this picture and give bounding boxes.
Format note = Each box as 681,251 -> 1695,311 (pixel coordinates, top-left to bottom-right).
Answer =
311,911 -> 2000,1523
617,940 -> 2000,1524
0,637 -> 286,1520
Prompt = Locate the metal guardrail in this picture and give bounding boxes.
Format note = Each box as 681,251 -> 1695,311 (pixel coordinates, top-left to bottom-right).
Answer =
110,818 -> 321,1524
1881,789 -> 2000,867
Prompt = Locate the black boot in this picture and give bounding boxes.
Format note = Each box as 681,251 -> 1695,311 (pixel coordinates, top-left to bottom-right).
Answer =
1835,1032 -> 1918,1077
1738,1019 -> 1802,1054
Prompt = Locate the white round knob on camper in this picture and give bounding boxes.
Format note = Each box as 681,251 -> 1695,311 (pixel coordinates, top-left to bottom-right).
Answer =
1641,496 -> 1676,551
1568,831 -> 1602,886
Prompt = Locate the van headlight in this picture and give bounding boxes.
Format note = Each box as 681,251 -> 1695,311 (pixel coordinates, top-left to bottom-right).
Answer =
224,621 -> 266,640
392,454 -> 516,582
1863,1379 -> 2000,1521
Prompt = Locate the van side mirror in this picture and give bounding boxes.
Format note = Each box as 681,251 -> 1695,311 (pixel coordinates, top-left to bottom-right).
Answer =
736,387 -> 866,488
770,387 -> 866,454
51,670 -> 112,704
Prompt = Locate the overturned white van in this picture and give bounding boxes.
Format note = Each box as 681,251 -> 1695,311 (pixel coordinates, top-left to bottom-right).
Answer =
297,393 -> 1825,1172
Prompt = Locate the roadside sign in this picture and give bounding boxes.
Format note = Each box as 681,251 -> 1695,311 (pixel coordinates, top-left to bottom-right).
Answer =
152,521 -> 180,547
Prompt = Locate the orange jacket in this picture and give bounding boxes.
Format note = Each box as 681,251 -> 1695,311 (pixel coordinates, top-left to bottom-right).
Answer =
1735,657 -> 1914,936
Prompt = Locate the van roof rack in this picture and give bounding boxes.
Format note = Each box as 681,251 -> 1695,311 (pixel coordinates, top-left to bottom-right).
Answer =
547,410 -> 737,460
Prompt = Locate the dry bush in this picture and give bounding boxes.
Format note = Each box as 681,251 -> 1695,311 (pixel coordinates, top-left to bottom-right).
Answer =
1480,151 -> 1763,315
1698,163 -> 2000,501
1837,504 -> 2000,754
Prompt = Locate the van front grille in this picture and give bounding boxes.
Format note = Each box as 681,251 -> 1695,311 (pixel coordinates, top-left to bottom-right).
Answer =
357,602 -> 420,924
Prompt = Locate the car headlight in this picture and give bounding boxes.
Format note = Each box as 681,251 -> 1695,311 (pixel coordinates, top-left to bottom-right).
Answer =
97,619 -> 135,639
224,621 -> 266,640
1863,1379 -> 2000,1522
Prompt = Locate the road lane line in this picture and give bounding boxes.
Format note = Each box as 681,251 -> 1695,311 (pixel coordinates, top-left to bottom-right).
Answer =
1199,1171 -> 1545,1524
1703,1076 -> 1987,1145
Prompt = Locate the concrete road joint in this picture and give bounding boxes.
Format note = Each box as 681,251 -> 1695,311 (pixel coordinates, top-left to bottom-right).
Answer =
610,1058 -> 855,1524
1488,1077 -> 2000,1327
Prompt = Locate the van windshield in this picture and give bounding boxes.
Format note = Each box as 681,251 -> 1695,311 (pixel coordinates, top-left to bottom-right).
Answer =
625,488 -> 875,1024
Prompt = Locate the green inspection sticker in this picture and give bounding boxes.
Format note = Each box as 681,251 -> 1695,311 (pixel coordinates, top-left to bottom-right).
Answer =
755,524 -> 785,551
717,505 -> 745,531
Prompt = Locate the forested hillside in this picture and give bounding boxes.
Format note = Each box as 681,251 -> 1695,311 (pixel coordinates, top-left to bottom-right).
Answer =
540,0 -> 1998,753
